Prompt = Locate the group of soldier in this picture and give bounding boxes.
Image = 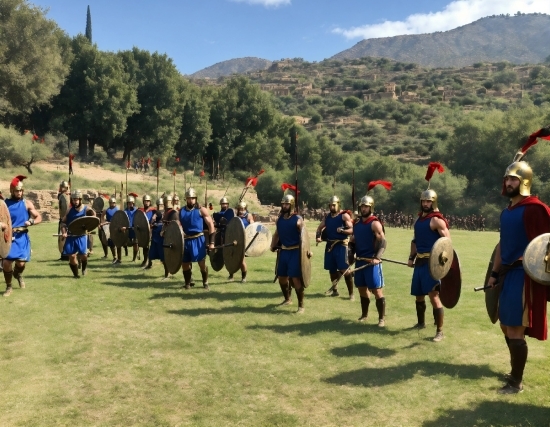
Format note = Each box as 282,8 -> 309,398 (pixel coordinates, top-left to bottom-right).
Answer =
1,126 -> 550,396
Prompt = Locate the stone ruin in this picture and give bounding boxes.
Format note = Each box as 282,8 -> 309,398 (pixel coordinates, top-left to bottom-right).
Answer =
25,189 -> 102,222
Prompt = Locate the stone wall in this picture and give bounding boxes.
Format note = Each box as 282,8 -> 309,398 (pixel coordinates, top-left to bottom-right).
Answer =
25,189 -> 101,222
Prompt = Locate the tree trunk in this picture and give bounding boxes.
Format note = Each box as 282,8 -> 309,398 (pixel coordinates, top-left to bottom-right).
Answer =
78,137 -> 87,158
123,146 -> 131,163
88,139 -> 95,155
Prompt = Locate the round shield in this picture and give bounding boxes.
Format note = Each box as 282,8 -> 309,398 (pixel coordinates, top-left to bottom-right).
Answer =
163,221 -> 184,275
68,216 -> 100,236
209,231 -> 225,272
134,209 -> 151,248
92,197 -> 105,213
99,223 -> 110,246
163,209 -> 179,222
523,233 -> 550,286
109,210 -> 130,248
224,217 -> 246,275
300,227 -> 312,288
439,250 -> 461,309
0,200 -> 13,258
58,193 -> 70,218
429,237 -> 454,280
85,208 -> 96,217
244,223 -> 272,257
58,235 -> 65,254
484,244 -> 500,324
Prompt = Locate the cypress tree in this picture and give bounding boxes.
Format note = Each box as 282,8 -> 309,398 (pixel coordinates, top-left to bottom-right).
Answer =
85,5 -> 92,42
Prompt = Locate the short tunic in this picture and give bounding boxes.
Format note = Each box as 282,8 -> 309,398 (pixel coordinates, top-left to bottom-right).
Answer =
324,213 -> 349,273
125,207 -> 138,241
276,214 -> 301,278
410,216 -> 441,296
5,198 -> 31,261
105,206 -> 118,247
353,217 -> 384,289
148,212 -> 165,262
63,206 -> 88,256
180,207 -> 206,263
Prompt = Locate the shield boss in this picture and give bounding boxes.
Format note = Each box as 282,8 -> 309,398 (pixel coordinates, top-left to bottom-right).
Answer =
244,223 -> 272,257
429,237 -> 454,280
0,200 -> 13,258
300,227 -> 312,288
109,210 -> 130,248
163,221 -> 184,275
439,250 -> 461,309
523,233 -> 550,286
134,210 -> 151,248
223,217 -> 245,275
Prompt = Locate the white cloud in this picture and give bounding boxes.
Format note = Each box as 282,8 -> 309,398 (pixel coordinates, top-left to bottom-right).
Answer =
333,0 -> 550,39
230,0 -> 290,7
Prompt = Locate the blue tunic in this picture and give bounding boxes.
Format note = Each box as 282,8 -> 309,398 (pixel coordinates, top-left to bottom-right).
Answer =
149,212 -> 164,261
105,206 -> 118,222
411,215 -> 441,296
324,212 -> 348,273
276,214 -> 301,278
180,207 -> 206,262
63,206 -> 88,255
125,206 -> 138,241
414,216 -> 440,253
238,212 -> 250,228
5,198 -> 31,261
353,217 -> 384,289
213,208 -> 235,227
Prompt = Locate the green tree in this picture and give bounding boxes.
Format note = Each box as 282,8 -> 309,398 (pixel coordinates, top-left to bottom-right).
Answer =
85,5 -> 92,42
0,125 -> 51,174
343,96 -> 362,109
0,0 -> 72,117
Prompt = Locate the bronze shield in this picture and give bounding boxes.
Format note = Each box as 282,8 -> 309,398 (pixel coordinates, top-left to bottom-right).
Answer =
484,244 -> 500,324
0,200 -> 13,258
244,223 -> 272,257
223,217 -> 245,275
109,210 -> 130,248
429,237 -> 454,280
439,250 -> 461,309
58,194 -> 70,218
134,210 -> 151,248
92,197 -> 105,213
209,231 -> 225,272
68,216 -> 100,236
163,221 -> 184,275
300,227 -> 312,288
523,233 -> 550,286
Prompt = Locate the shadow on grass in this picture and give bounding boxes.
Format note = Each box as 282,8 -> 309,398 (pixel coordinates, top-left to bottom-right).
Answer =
331,342 -> 397,358
423,401 -> 550,427
324,361 -> 498,388
247,317 -> 401,337
167,303 -> 286,317
150,290 -> 281,301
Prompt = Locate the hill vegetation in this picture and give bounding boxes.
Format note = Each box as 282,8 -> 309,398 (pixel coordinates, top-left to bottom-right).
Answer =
332,13 -> 550,68
189,57 -> 272,78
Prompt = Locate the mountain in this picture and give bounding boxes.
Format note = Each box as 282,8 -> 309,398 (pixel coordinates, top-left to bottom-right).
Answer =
189,57 -> 272,79
331,14 -> 550,68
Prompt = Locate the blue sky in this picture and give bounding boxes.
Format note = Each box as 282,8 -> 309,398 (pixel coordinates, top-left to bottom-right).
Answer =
30,0 -> 550,75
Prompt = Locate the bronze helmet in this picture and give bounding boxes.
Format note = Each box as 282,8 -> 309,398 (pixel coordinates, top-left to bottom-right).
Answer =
502,161 -> 532,197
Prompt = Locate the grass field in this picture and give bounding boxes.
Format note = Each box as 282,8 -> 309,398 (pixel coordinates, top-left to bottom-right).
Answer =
1,222 -> 549,426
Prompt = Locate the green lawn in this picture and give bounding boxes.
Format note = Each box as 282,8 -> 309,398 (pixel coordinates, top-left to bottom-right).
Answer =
1,222 -> 549,426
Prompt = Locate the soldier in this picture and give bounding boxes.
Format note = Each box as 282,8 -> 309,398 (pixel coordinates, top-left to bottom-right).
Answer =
212,196 -> 234,278
350,182 -> 391,326
100,196 -> 118,261
120,193 -> 140,263
163,195 -> 173,216
270,194 -> 306,313
233,201 -> 254,283
172,195 -> 181,211
57,180 -> 71,261
179,188 -> 215,290
145,200 -> 169,279
2,176 -> 42,296
408,163 -> 450,342
487,128 -> 550,394
61,190 -> 90,278
315,196 -> 354,300
138,194 -> 155,268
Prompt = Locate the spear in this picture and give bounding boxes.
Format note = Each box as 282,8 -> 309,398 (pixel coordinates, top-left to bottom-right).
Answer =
125,158 -> 129,209
223,183 -> 231,197
351,169 -> 356,217
294,131 -> 299,214
205,178 -> 208,207
156,158 -> 160,199
173,168 -> 176,195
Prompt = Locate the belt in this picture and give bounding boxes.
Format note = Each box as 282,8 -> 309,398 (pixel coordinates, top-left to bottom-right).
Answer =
281,244 -> 299,250
416,252 -> 430,259
185,233 -> 204,239
12,227 -> 28,233
327,238 -> 349,252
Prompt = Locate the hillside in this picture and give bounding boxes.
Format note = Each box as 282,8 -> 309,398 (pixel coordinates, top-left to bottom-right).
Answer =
331,14 -> 550,68
189,57 -> 272,78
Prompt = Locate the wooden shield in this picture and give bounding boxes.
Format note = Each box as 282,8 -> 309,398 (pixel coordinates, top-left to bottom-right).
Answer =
300,227 -> 312,288
439,250 -> 461,309
0,200 -> 13,258
429,237 -> 454,280
99,223 -> 110,246
163,221 -> 184,275
134,209 -> 151,248
109,210 -> 130,248
484,244 -> 500,324
163,209 -> 179,222
92,197 -> 105,213
223,217 -> 246,275
58,194 -> 70,218
523,233 -> 550,286
85,208 -> 96,217
209,231 -> 225,272
68,216 -> 100,236
244,223 -> 272,257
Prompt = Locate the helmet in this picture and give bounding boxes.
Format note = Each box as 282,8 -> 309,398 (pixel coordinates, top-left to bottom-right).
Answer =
359,195 -> 374,209
10,175 -> 26,194
220,197 -> 229,205
185,188 -> 197,198
237,201 -> 247,210
420,189 -> 438,210
173,195 -> 180,202
281,194 -> 295,210
164,194 -> 173,205
126,195 -> 135,203
71,189 -> 83,199
328,195 -> 340,210
156,198 -> 164,207
59,180 -> 69,190
143,194 -> 152,203
502,161 -> 532,196
109,196 -> 117,204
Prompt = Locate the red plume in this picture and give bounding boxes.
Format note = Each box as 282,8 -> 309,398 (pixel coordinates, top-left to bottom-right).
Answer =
281,183 -> 300,194
175,157 -> 180,162
245,177 -> 258,187
101,193 -> 110,200
520,126 -> 550,154
128,192 -> 139,198
257,169 -> 265,176
32,134 -> 39,141
172,169 -> 176,176
425,162 -> 445,182
11,175 -> 27,188
368,180 -> 393,192
200,170 -> 205,177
